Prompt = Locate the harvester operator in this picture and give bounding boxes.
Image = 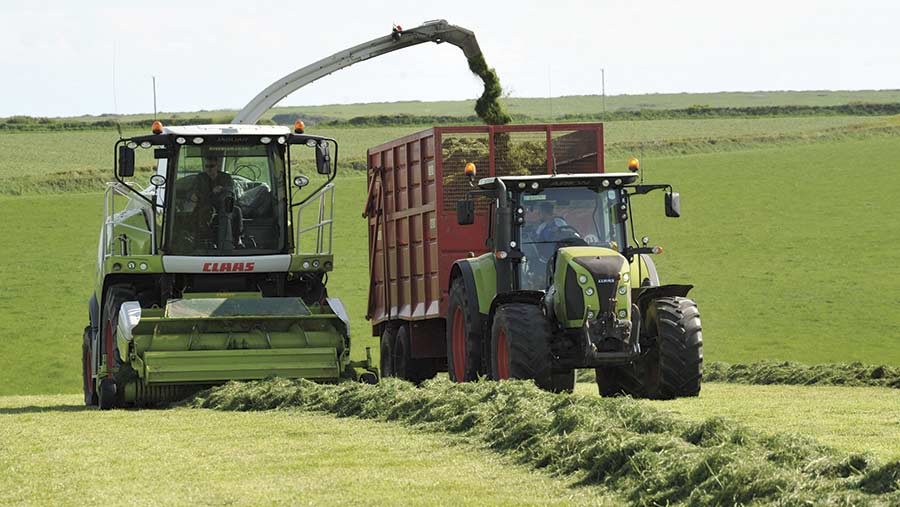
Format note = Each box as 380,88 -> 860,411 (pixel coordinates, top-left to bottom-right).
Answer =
192,154 -> 244,248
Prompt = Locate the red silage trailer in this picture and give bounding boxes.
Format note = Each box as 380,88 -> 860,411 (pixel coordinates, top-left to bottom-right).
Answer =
364,123 -> 605,380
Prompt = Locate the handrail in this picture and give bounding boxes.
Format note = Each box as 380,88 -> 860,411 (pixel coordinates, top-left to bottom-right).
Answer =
101,182 -> 156,262
295,183 -> 335,255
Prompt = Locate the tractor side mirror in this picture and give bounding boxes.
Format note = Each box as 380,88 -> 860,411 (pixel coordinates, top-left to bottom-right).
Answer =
665,192 -> 681,218
118,145 -> 135,178
457,200 -> 475,225
315,142 -> 331,175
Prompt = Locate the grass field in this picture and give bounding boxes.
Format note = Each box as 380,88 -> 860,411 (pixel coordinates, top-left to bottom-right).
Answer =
575,383 -> 900,461
0,395 -> 615,506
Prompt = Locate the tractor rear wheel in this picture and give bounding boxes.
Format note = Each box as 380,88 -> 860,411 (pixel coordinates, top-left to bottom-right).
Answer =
490,303 -> 552,390
394,325 -> 437,384
446,280 -> 482,382
379,326 -> 397,378
82,326 -> 98,406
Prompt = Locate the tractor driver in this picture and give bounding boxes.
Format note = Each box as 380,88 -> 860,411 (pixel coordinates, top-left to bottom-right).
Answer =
192,154 -> 244,248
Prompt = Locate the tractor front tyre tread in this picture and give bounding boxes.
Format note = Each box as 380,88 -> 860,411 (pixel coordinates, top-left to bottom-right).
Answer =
655,297 -> 703,399
550,370 -> 575,393
491,303 -> 552,390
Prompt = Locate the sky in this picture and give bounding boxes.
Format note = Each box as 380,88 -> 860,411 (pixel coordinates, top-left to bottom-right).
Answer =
1,0 -> 898,118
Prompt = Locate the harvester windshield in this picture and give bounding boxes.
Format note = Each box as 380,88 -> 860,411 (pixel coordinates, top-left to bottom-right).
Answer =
518,186 -> 625,290
167,144 -> 287,255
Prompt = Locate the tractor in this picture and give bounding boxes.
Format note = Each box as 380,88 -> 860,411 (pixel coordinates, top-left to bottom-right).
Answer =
449,162 -> 703,398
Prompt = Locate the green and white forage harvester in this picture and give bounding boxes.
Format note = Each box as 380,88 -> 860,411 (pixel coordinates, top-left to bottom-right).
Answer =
82,120 -> 376,409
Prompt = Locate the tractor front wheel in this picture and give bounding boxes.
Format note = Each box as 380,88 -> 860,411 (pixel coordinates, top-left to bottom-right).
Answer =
490,303 -> 552,390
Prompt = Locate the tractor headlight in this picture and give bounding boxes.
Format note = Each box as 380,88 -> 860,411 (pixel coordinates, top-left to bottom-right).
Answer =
618,285 -> 627,295
622,273 -> 630,283
618,309 -> 627,319
585,287 -> 594,296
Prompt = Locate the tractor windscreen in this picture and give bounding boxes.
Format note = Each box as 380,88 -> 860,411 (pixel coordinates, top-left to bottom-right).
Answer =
518,187 -> 626,290
165,144 -> 287,255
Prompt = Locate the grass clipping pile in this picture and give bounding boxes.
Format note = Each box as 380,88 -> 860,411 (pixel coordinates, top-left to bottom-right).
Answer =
188,378 -> 900,506
705,361 -> 900,389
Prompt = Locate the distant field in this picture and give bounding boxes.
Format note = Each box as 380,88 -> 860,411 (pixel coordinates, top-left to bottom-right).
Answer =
0,116 -> 890,182
61,89 -> 900,123
0,395 -> 613,506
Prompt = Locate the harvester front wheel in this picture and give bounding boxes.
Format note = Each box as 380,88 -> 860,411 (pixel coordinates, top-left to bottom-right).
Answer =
490,303 -> 552,390
98,378 -> 117,410
379,326 -> 397,378
82,326 -> 98,406
394,325 -> 437,384
446,280 -> 482,382
98,285 -> 134,410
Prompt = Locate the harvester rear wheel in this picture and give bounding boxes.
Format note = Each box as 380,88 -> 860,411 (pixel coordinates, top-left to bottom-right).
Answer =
379,326 -> 397,378
82,326 -> 98,406
394,325 -> 437,384
490,303 -> 552,390
446,280 -> 482,382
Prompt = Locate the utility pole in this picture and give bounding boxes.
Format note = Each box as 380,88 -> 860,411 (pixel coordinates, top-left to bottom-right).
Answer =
152,76 -> 158,120
601,68 -> 606,116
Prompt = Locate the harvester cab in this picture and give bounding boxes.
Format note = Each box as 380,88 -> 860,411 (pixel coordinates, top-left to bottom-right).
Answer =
454,169 -> 702,399
83,122 -> 376,409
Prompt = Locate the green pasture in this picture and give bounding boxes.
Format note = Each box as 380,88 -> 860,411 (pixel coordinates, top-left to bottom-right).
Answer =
0,395 -> 614,507
1,131 -> 899,395
575,382 -> 900,461
61,89 -> 900,124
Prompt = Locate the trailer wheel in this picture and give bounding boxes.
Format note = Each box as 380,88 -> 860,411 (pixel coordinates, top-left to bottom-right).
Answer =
394,324 -> 437,384
550,370 -> 575,394
82,326 -> 98,406
490,303 -> 552,390
379,326 -> 397,378
446,280 -> 482,382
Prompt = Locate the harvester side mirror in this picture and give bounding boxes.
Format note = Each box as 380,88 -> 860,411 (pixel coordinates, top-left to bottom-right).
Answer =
315,142 -> 331,175
457,200 -> 475,225
118,146 -> 135,178
665,192 -> 681,218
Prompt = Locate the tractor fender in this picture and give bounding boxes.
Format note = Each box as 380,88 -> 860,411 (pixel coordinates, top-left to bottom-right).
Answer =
487,290 -> 546,328
633,284 -> 693,315
449,261 -> 483,333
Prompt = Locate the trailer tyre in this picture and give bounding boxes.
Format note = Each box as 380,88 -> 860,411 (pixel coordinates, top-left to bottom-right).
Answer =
491,303 -> 552,390
379,326 -> 397,378
447,280 -> 482,382
394,325 -> 437,384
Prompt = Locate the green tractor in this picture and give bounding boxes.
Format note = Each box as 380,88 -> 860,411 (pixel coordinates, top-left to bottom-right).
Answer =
450,164 -> 702,398
83,122 -> 376,409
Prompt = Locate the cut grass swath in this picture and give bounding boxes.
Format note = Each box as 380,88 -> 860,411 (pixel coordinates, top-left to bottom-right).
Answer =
189,378 -> 900,506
